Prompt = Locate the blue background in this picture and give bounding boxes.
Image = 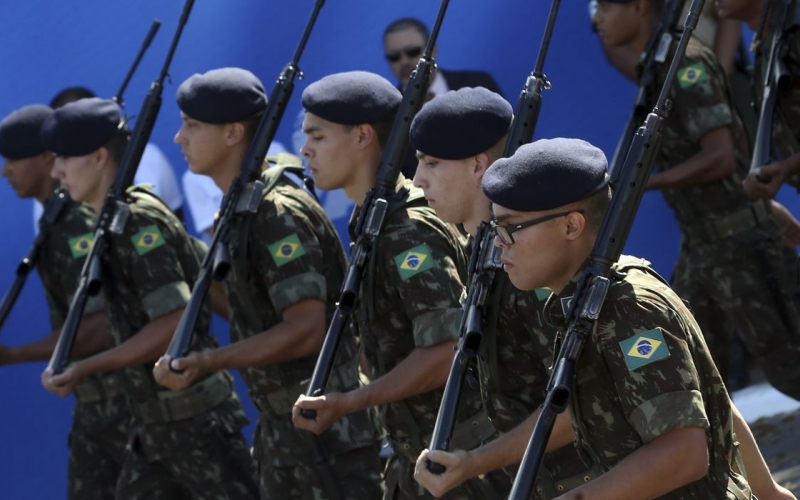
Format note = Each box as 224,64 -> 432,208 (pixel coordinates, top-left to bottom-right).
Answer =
0,1 -> 796,498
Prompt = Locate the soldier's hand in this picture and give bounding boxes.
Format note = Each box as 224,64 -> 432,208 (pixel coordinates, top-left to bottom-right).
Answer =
291,392 -> 348,434
413,448 -> 472,498
153,353 -> 203,392
769,200 -> 800,248
41,362 -> 83,397
744,162 -> 786,200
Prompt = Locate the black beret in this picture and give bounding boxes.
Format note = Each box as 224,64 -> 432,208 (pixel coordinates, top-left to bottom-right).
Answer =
177,67 -> 266,124
302,71 -> 401,125
41,98 -> 122,157
483,138 -> 609,211
0,104 -> 53,159
410,87 -> 512,160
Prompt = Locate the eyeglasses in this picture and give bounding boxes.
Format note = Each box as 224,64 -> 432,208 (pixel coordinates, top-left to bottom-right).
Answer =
490,210 -> 585,245
385,45 -> 424,63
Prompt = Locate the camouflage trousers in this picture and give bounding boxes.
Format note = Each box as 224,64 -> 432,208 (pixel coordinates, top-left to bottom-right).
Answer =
672,231 -> 800,400
115,399 -> 259,500
68,395 -> 130,500
253,413 -> 384,499
382,450 -> 511,500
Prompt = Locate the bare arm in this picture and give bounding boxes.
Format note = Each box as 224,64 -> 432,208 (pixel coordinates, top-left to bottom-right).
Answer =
208,280 -> 230,320
0,312 -> 108,365
731,404 -> 797,500
647,126 -> 737,190
714,19 -> 742,75
558,427 -> 709,500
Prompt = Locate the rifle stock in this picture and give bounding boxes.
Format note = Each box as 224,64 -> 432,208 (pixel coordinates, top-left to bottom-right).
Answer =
47,0 -> 195,374
751,0 -> 792,182
508,1 -> 703,498
301,0 -> 451,420
426,0 -> 562,474
164,0 -> 325,362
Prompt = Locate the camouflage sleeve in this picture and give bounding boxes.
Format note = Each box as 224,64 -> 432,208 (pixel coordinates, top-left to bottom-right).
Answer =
378,211 -> 464,348
671,49 -> 733,143
596,296 -> 709,444
253,195 -> 327,314
119,213 -> 192,321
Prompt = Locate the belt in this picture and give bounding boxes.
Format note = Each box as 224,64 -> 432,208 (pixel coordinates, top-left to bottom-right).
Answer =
74,372 -> 126,403
389,409 -> 497,462
535,466 -> 600,499
682,202 -> 771,244
129,373 -> 231,424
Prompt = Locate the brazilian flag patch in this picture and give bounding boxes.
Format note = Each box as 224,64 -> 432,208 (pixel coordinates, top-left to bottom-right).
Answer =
68,233 -> 94,259
394,244 -> 435,281
677,63 -> 708,88
268,233 -> 306,267
131,225 -> 166,256
619,328 -> 671,371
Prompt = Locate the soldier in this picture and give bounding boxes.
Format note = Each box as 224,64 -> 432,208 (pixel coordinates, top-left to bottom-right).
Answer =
39,97 -> 259,499
0,104 -> 129,499
415,137 -> 757,498
716,0 -> 800,199
408,87 -> 597,498
593,0 -> 800,397
152,67 -> 383,499
291,71 -> 510,499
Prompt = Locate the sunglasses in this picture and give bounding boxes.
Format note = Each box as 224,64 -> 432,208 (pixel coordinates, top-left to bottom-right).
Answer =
385,45 -> 424,63
490,210 -> 585,246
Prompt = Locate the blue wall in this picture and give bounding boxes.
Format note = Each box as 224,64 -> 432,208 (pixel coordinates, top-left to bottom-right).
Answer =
0,1 -> 797,498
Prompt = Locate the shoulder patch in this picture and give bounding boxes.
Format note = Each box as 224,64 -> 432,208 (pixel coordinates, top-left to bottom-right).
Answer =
619,328 -> 671,371
268,233 -> 306,267
68,232 -> 95,258
677,62 -> 708,88
394,243 -> 435,281
131,225 -> 166,256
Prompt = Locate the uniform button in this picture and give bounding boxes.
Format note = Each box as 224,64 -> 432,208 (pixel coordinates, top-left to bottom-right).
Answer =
557,485 -> 564,491
584,475 -> 591,482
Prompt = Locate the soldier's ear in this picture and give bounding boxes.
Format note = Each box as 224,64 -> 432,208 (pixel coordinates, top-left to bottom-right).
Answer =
563,211 -> 587,241
225,122 -> 246,146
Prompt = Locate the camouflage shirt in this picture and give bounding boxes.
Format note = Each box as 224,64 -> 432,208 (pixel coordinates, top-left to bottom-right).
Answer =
37,189 -> 104,328
465,236 -> 592,497
226,165 -> 379,463
646,37 -> 756,228
541,256 -> 741,498
752,1 -> 800,166
352,178 -> 483,444
100,186 -> 248,458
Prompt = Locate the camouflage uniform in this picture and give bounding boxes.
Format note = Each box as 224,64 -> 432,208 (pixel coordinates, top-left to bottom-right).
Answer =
36,189 -> 129,500
466,238 -> 596,499
541,256 -> 752,498
225,162 -> 383,499
354,178 -> 510,499
99,186 -> 258,500
647,37 -> 800,397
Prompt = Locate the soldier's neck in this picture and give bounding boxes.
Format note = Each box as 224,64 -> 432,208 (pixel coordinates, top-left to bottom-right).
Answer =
35,177 -> 58,204
746,0 -> 766,30
214,150 -> 247,195
347,150 -> 382,206
464,197 -> 492,238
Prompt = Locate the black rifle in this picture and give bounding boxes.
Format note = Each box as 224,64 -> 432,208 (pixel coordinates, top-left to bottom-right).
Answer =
426,0 -> 562,475
608,0 -> 687,185
0,21 -> 161,336
47,0 -> 194,374
0,190 -> 70,334
300,0 -> 450,419
751,0 -> 793,182
164,0 -> 325,361
508,1 -> 704,497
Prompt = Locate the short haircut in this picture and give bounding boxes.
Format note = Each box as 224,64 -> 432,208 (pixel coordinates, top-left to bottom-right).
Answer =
344,117 -> 395,151
383,17 -> 430,44
104,125 -> 130,166
50,87 -> 96,109
485,134 -> 509,165
578,185 -> 612,232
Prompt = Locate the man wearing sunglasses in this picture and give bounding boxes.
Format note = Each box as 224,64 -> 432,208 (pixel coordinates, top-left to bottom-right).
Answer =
410,87 -> 596,499
382,18 -> 503,96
